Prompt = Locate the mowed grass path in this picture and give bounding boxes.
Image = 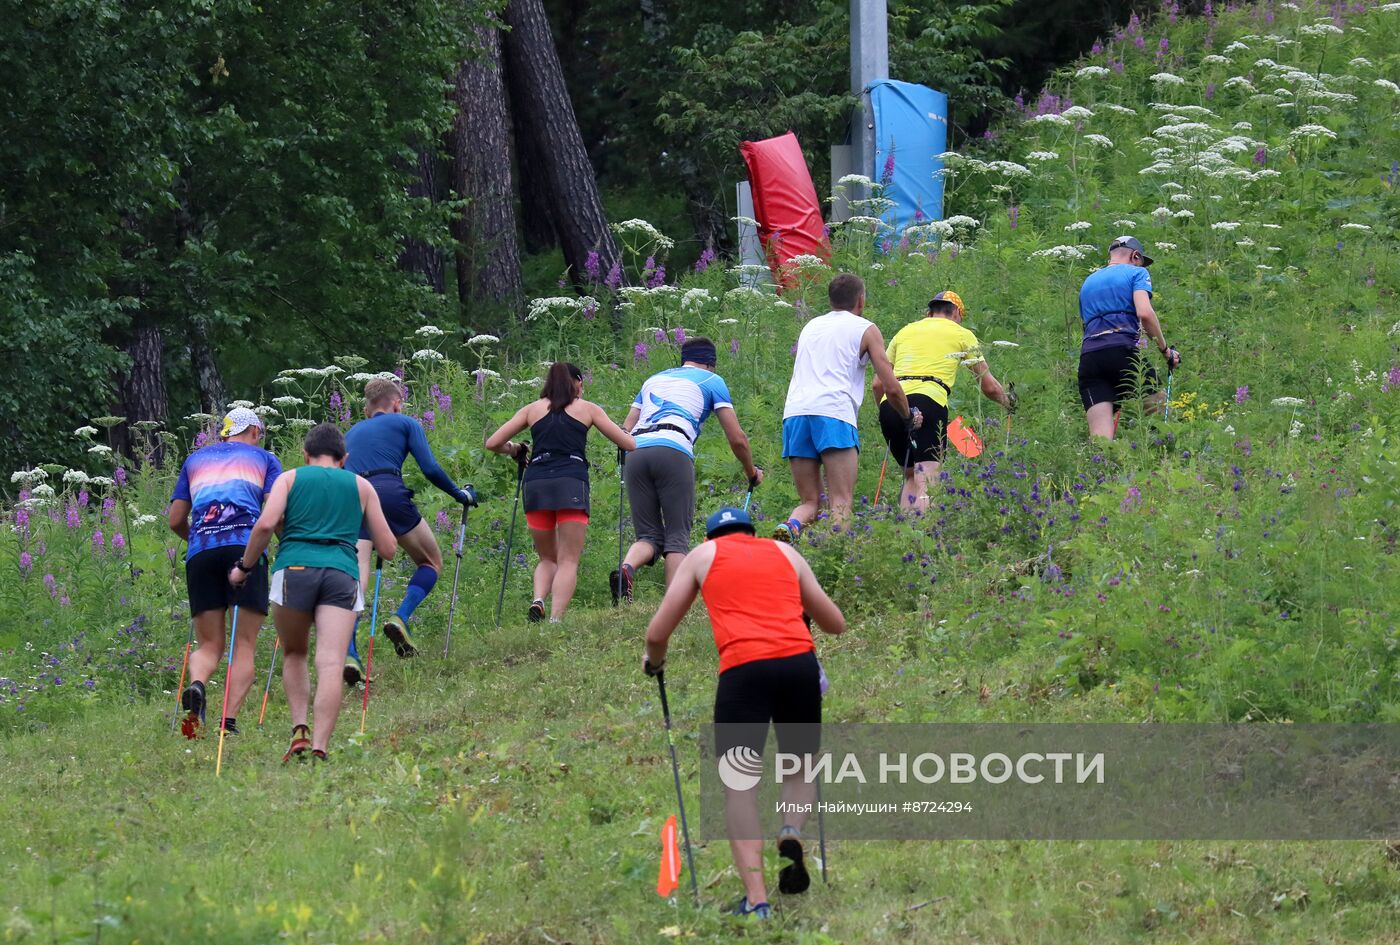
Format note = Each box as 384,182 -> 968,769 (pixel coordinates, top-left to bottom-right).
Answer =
3,605 -> 1396,944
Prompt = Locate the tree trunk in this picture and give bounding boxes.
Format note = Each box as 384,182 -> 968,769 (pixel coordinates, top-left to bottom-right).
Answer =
451,23 -> 524,327
188,323 -> 225,416
503,0 -> 620,287
399,145 -> 446,294
513,115 -> 557,254
116,310 -> 169,465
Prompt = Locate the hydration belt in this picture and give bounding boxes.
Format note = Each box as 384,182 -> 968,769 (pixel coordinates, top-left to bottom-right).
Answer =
286,536 -> 358,552
357,467 -> 402,478
530,451 -> 588,466
633,422 -> 695,442
897,375 -> 953,396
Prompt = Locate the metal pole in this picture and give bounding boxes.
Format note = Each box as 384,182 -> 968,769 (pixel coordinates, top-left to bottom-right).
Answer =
850,0 -> 889,185
443,503 -> 469,657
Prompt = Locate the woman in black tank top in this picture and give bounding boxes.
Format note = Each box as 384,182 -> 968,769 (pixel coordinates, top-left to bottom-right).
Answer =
486,362 -> 635,624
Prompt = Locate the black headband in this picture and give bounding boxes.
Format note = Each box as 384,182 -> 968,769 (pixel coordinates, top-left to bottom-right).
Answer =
681,340 -> 717,366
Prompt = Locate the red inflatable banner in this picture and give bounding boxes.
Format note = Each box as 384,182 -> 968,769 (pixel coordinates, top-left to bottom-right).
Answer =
739,131 -> 830,289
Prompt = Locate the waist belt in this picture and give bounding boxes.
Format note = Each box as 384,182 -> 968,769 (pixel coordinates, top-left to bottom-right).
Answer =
285,536 -> 358,552
633,422 -> 695,442
530,451 -> 588,465
897,375 -> 953,395
357,467 -> 402,478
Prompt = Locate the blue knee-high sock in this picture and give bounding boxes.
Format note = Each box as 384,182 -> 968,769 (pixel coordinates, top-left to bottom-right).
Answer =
395,565 -> 439,623
347,618 -> 359,660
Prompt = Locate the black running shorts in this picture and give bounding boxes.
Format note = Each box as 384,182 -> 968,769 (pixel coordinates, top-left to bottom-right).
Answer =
523,474 -> 590,515
270,566 -> 363,613
1078,345 -> 1159,410
878,393 -> 948,467
713,650 -> 822,759
186,545 -> 269,617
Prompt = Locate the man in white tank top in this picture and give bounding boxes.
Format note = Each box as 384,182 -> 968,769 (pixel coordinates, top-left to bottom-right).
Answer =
774,274 -> 916,540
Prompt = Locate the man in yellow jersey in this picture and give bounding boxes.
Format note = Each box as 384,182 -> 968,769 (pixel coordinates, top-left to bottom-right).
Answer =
872,291 -> 1015,510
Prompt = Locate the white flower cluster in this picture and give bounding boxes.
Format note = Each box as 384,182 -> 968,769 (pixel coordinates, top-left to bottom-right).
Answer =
1027,150 -> 1060,162
62,469 -> 89,485
1027,113 -> 1072,127
1271,396 -> 1306,407
1287,124 -> 1337,144
1375,79 -> 1400,94
414,325 -> 445,338
1210,221 -> 1242,231
272,396 -> 303,407
1075,66 -> 1110,79
610,219 -> 675,250
1339,223 -> 1371,231
1028,245 -> 1087,262
467,334 -> 500,346
835,174 -> 875,187
1064,221 -> 1093,232
1100,103 -> 1138,116
1150,73 -> 1187,86
1061,105 -> 1094,121
527,296 -> 600,322
1083,134 -> 1114,149
680,288 -> 713,311
411,349 -> 445,362
944,215 -> 981,230
73,426 -> 98,438
786,254 -> 828,269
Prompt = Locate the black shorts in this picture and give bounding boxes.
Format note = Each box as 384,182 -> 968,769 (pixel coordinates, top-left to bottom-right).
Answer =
186,545 -> 269,617
879,393 -> 948,467
358,473 -> 421,539
270,566 -> 363,612
523,474 -> 590,515
714,650 -> 822,758
1078,345 -> 1159,410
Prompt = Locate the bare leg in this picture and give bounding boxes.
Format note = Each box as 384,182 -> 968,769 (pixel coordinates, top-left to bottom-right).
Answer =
276,606 -> 314,728
356,538 -> 373,598
1144,390 -> 1167,416
903,460 -> 939,512
725,785 -> 769,905
662,552 -> 686,586
549,522 -> 587,618
623,539 -> 657,572
530,528 -> 557,603
396,517 -> 444,574
820,447 -> 859,526
309,605 -> 356,752
1086,402 -> 1117,439
188,609 -> 226,686
223,607 -> 264,718
786,458 -> 824,527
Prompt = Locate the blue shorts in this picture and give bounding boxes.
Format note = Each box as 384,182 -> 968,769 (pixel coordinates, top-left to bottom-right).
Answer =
781,415 -> 860,460
358,473 -> 422,539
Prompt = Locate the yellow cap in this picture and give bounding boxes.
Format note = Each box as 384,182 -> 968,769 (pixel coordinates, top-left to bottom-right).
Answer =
932,290 -> 965,316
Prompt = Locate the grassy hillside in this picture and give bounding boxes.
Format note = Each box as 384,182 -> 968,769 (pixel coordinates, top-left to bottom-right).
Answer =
2,0 -> 1398,941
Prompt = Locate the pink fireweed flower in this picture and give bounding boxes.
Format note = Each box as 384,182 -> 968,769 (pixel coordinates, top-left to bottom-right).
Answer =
1235,385 -> 1249,404
112,533 -> 126,554
92,530 -> 105,552
65,504 -> 80,529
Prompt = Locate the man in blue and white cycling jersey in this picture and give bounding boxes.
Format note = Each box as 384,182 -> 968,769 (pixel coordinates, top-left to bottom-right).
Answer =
612,337 -> 762,602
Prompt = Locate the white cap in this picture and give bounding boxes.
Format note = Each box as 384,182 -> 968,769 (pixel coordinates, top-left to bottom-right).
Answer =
220,407 -> 264,438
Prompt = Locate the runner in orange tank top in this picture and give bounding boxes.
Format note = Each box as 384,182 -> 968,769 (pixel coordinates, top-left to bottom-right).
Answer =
644,506 -> 845,918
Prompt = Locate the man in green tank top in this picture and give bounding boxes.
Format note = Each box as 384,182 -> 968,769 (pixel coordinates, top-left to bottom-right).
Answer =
231,423 -> 397,762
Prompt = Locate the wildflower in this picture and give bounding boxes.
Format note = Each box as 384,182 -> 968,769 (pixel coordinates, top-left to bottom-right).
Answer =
1083,134 -> 1114,149
1064,221 -> 1092,232
1029,245 -> 1087,262
472,368 -> 500,381
1150,73 -> 1187,86
1101,103 -> 1137,115
1271,396 -> 1306,407
1111,220 -> 1136,229
272,396 -> 303,408
65,504 -> 80,529
835,174 -> 874,188
987,161 -> 1032,178
694,247 -> 718,273
62,470 -> 89,486
1373,79 -> 1400,94
1027,113 -> 1071,127
645,259 -> 667,289
1340,223 -> 1371,231
92,529 -> 105,551
633,342 -> 649,364
1061,105 -> 1094,121
944,215 -> 980,230
991,340 -> 1019,347
112,533 -> 126,553
1121,486 -> 1142,512
610,219 -> 675,251
1026,151 -> 1060,162
44,574 -> 57,597
73,426 -> 97,438
134,514 -> 159,527
88,444 -> 113,457
414,325 -> 444,338
673,327 -> 686,346
467,334 -> 500,346
1173,209 -> 1195,219
1075,66 -> 1109,79
1007,205 -> 1019,229
787,253 -> 829,269
1210,221 -> 1242,231
1235,385 -> 1249,404
604,259 -> 622,290
730,339 -> 740,355
1155,242 -> 1178,251
1287,124 -> 1337,144
583,250 -> 601,283
19,551 -> 32,575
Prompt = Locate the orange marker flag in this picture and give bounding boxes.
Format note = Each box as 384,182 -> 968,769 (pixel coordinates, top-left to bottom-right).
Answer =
948,416 -> 984,458
656,815 -> 680,897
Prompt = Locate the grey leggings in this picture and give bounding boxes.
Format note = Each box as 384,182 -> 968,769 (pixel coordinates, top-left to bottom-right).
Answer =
626,446 -> 697,558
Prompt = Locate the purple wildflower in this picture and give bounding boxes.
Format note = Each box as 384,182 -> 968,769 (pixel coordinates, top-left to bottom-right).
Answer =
77,490 -> 89,508
694,247 -> 718,273
112,533 -> 126,554
92,529 -> 105,552
881,151 -> 896,186
44,574 -> 57,597
790,343 -> 799,357
1205,82 -> 1216,100
582,300 -> 598,321
654,328 -> 666,345
646,262 -> 666,289
730,339 -> 740,356
1383,365 -> 1400,393
114,467 -> 128,486
633,342 -> 649,364
583,250 -> 601,283
1253,146 -> 1267,165
194,430 -> 210,448
1008,205 -> 1019,229
65,504 -> 80,529
673,327 -> 686,346
19,552 -> 32,575
14,506 -> 29,532
421,409 -> 436,430
1120,485 -> 1142,512
1091,40 -> 1103,56
436,509 -> 450,531
1235,385 -> 1249,404
102,496 -> 115,520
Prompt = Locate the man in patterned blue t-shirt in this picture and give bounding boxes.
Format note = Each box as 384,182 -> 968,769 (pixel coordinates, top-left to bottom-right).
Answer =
610,338 -> 762,602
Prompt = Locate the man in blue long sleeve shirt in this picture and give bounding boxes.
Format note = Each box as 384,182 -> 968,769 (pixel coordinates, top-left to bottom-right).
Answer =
344,376 -> 476,674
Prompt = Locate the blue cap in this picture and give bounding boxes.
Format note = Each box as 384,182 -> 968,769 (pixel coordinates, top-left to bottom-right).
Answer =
705,506 -> 755,539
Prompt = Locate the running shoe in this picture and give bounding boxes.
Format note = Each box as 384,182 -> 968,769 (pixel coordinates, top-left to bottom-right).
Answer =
609,564 -> 635,605
777,827 -> 811,894
312,749 -> 329,763
282,724 -> 312,764
527,599 -> 546,623
382,615 -> 417,658
179,680 -> 205,739
732,897 -> 772,919
772,519 -> 800,544
221,717 -> 238,736
343,652 -> 364,686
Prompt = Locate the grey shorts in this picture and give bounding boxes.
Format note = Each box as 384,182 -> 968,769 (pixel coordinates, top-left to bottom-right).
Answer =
270,567 -> 364,613
626,446 -> 697,558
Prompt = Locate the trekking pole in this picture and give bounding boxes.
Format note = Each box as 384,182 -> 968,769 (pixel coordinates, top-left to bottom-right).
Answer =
742,469 -> 761,513
872,447 -> 891,505
656,671 -> 700,904
257,638 -> 280,727
1163,369 -> 1174,421
815,779 -> 829,884
615,447 -> 626,607
359,556 -> 383,735
171,618 -> 195,730
442,500 -> 470,658
214,605 -> 240,777
494,461 -> 525,628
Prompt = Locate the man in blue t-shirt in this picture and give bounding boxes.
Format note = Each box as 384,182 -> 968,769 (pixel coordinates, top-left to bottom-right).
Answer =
610,338 -> 762,603
344,376 -> 477,671
1077,235 -> 1182,439
168,407 -> 283,735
